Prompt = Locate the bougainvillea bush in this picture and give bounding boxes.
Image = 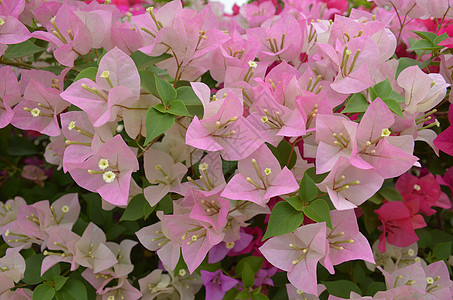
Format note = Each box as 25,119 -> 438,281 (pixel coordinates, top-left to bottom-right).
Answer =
0,0 -> 453,299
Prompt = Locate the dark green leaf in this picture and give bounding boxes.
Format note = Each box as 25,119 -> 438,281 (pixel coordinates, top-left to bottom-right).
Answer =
23,254 -> 44,285
176,86 -> 202,106
144,107 -> 175,145
156,194 -> 173,214
236,256 -> 264,276
5,40 -> 45,59
323,280 -> 362,298
155,74 -> 177,104
74,67 -> 98,82
55,279 -> 88,300
382,98 -> 403,118
167,100 -> 192,116
54,276 -> 69,291
343,93 -> 369,113
367,193 -> 384,205
268,140 -> 297,169
33,283 -> 55,300
252,293 -> 270,300
236,289 -> 251,300
263,201 -> 304,240
378,187 -> 403,202
42,263 -> 61,281
242,262 -> 255,288
299,172 -> 319,203
373,79 -> 392,99
131,51 -> 171,69
105,224 -> 126,240
303,199 -> 332,229
7,136 -> 38,156
139,70 -> 158,97
433,241 -> 452,260
361,201 -> 380,234
388,90 -> 405,103
286,196 -> 304,211
367,282 -> 386,296
223,288 -> 239,300
121,193 -> 154,221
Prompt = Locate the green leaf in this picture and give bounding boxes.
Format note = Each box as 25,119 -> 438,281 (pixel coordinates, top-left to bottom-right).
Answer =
144,107 -> 175,145
369,87 -> 378,101
7,136 -> 38,156
433,241 -> 452,260
167,100 -> 192,116
368,193 -> 384,205
323,280 -> 362,298
236,256 -> 264,276
74,67 -> 98,82
433,33 -> 449,46
388,90 -> 406,103
299,172 -> 319,203
286,196 -> 304,211
54,276 -> 69,291
412,31 -> 439,43
33,283 -> 55,300
268,140 -> 297,169
242,262 -> 255,288
378,187 -> 403,202
223,288 -> 239,300
252,293 -> 270,300
263,201 -> 304,240
361,201 -> 380,234
302,199 -> 332,229
55,279 -> 88,300
176,86 -> 202,106
156,194 -> 173,214
408,39 -> 437,51
367,282 -> 386,296
139,70 -> 158,97
236,289 -> 251,300
121,193 -> 154,221
373,79 -> 392,99
4,40 -> 45,59
23,254 -> 44,285
343,93 -> 369,113
155,74 -> 177,104
42,263 -> 61,281
382,98 -> 403,118
130,51 -> 171,69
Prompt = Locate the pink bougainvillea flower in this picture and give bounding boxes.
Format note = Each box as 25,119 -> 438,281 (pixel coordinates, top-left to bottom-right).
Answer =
396,172 -> 451,216
11,79 -> 69,137
73,222 -> 117,274
317,157 -> 384,210
41,227 -> 80,275
322,209 -> 374,274
0,13 -> 31,56
186,89 -> 264,160
259,223 -> 327,295
375,201 -> 425,253
60,47 -> 140,127
143,149 -> 187,207
68,135 -> 139,206
0,66 -> 20,128
201,270 -> 239,300
32,4 -> 93,67
434,104 -> 453,156
0,248 -> 26,294
221,145 -> 299,206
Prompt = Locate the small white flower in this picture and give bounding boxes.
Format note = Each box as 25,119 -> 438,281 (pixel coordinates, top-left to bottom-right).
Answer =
31,108 -> 41,117
264,168 -> 272,176
178,269 -> 187,277
61,205 -> 70,213
248,61 -> 257,68
426,277 -> 434,285
98,159 -> 109,170
68,121 -> 76,131
100,71 -> 110,78
407,248 -> 415,256
381,128 -> 391,137
199,163 -> 208,172
413,184 -> 421,191
226,241 -> 235,249
103,171 -> 116,183
0,18 -> 5,26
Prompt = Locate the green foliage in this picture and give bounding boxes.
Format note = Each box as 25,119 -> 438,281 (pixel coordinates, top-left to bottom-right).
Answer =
263,201 -> 304,240
4,40 -> 46,59
343,93 -> 369,113
299,172 -> 319,203
378,186 -> 403,202
120,193 -> 155,221
302,199 -> 332,230
33,283 -> 55,300
268,140 -> 297,169
55,279 -> 88,300
323,280 -> 362,298
74,67 -> 98,82
144,107 -> 175,145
